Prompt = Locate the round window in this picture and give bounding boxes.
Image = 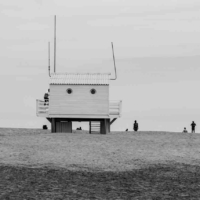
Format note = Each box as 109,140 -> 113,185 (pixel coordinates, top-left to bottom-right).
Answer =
90,89 -> 96,94
67,88 -> 72,94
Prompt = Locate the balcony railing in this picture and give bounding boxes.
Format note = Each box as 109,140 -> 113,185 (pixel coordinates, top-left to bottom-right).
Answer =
109,100 -> 122,117
36,99 -> 49,117
36,99 -> 122,118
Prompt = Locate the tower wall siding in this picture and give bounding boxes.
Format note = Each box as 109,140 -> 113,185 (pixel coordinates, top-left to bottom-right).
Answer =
49,85 -> 109,116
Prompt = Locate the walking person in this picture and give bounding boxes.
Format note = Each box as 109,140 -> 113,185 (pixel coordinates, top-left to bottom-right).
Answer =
133,120 -> 139,132
191,121 -> 196,133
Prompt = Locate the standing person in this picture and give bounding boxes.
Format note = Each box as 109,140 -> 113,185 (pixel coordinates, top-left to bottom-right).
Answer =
191,121 -> 196,133
133,120 -> 139,132
44,89 -> 49,106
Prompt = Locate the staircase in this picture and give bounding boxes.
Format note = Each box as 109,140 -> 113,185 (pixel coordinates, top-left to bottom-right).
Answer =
89,121 -> 101,134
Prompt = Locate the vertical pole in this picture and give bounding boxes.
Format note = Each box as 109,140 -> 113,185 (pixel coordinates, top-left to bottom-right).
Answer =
106,119 -> 109,134
89,121 -> 91,134
54,15 -> 56,73
101,119 -> 108,134
119,100 -> 122,117
111,42 -> 117,80
48,42 -> 51,77
100,120 -> 102,134
108,119 -> 110,132
100,120 -> 104,134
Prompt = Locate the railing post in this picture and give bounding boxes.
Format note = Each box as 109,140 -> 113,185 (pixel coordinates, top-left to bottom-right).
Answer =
36,100 -> 38,116
119,100 -> 122,117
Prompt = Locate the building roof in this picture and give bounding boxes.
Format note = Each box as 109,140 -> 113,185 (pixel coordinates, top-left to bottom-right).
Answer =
50,73 -> 111,85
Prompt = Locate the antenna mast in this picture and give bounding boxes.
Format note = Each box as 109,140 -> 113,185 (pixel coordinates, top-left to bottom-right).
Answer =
48,42 -> 51,77
110,42 -> 117,80
54,15 -> 56,73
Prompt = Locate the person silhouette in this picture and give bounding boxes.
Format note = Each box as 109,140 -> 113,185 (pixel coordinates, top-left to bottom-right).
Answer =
44,89 -> 50,106
183,127 -> 188,133
133,120 -> 138,132
191,121 -> 196,133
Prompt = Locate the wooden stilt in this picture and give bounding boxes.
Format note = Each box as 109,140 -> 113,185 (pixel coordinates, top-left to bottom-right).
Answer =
100,120 -> 103,134
101,119 -> 109,134
89,121 -> 91,134
108,119 -> 110,132
105,119 -> 109,134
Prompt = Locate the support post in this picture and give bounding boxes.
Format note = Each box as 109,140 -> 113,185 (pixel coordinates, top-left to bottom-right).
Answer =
89,121 -> 91,134
100,120 -> 103,134
101,119 -> 109,134
106,119 -> 109,134
108,119 -> 110,132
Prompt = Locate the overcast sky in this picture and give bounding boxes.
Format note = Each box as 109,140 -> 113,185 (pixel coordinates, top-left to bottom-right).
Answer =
1,0 -> 200,132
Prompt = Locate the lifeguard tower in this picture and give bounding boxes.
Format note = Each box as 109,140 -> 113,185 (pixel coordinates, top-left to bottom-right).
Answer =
36,16 -> 122,134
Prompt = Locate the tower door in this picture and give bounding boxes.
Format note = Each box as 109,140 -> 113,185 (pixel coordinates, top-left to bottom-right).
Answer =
56,121 -> 72,133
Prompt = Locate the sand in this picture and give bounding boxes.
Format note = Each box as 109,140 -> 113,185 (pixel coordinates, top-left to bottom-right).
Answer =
0,128 -> 199,171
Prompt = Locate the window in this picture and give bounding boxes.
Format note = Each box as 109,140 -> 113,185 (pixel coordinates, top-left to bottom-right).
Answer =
90,89 -> 96,94
67,88 -> 72,94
